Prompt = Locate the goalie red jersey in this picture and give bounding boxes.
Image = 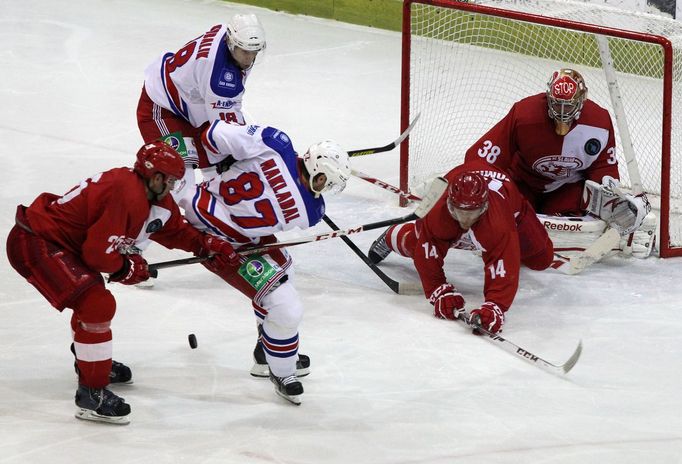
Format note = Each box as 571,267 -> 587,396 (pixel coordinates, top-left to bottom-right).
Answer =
464,92 -> 619,214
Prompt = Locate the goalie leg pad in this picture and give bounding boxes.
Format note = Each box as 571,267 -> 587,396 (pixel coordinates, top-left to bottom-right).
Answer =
620,211 -> 658,259
539,214 -> 616,258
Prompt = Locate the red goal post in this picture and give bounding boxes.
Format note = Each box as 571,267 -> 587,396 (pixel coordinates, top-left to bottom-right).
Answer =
400,0 -> 682,257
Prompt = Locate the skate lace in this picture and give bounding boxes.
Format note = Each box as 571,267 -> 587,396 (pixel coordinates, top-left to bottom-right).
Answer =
97,389 -> 124,409
281,375 -> 298,386
372,233 -> 391,256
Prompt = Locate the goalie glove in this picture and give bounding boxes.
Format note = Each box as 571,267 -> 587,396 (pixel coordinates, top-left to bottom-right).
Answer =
429,283 -> 465,320
582,179 -> 652,235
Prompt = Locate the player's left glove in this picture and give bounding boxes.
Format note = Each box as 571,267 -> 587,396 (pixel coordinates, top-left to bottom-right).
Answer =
199,234 -> 241,271
469,302 -> 505,334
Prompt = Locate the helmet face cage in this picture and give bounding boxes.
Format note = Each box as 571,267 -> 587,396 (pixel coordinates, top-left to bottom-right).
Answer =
134,142 -> 185,181
226,14 -> 266,53
303,141 -> 351,196
546,69 -> 587,124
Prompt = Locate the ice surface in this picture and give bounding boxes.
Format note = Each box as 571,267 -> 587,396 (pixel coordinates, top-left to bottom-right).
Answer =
1,1 -> 681,463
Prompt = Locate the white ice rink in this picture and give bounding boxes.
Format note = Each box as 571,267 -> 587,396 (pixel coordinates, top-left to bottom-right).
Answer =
1,0 -> 682,462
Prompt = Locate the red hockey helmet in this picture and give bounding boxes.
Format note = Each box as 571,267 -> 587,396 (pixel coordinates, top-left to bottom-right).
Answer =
447,171 -> 489,228
134,141 -> 185,181
448,172 -> 488,210
546,68 -> 587,135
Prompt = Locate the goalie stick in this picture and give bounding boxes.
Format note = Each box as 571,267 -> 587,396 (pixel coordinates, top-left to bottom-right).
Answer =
551,227 -> 621,275
456,315 -> 583,375
321,214 -> 422,295
149,176 -> 448,275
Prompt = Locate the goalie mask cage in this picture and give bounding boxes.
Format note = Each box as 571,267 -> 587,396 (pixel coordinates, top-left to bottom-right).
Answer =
400,0 -> 682,257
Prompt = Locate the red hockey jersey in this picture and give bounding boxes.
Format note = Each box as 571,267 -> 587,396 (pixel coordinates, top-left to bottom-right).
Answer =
414,162 -> 528,311
24,167 -> 206,274
464,93 -> 619,194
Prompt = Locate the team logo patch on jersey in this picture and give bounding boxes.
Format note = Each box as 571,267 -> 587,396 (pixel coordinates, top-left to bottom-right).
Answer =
532,156 -> 584,179
245,259 -> 265,278
146,219 -> 163,234
166,136 -> 181,151
584,138 -> 602,156
238,255 -> 280,291
218,70 -> 237,89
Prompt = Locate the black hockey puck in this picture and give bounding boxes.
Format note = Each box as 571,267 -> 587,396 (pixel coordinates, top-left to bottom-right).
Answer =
188,333 -> 198,349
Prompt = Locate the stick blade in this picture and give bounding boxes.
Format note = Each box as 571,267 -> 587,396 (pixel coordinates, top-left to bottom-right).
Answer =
562,340 -> 583,374
397,281 -> 424,295
570,228 -> 620,274
414,176 -> 447,218
395,112 -> 422,145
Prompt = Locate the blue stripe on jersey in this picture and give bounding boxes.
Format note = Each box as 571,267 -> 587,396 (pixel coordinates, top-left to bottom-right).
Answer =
160,52 -> 190,122
191,186 -> 222,236
209,37 -> 245,98
261,127 -> 325,227
205,120 -> 220,152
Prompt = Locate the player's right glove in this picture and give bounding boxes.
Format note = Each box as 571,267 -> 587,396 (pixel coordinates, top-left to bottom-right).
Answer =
469,302 -> 505,334
199,234 -> 241,272
429,283 -> 465,320
109,254 -> 150,285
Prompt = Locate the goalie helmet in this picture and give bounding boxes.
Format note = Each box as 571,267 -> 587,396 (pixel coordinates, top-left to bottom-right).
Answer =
447,171 -> 489,229
546,68 -> 587,136
226,14 -> 266,53
134,141 -> 185,181
302,140 -> 351,197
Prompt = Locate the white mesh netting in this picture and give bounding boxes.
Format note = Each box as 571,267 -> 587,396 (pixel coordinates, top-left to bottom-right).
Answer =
405,0 -> 682,251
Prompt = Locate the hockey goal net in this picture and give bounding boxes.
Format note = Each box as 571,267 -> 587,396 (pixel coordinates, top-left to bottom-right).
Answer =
400,0 -> 682,257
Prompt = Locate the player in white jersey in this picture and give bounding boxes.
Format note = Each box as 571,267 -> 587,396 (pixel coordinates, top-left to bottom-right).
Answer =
137,14 -> 266,170
175,121 -> 351,404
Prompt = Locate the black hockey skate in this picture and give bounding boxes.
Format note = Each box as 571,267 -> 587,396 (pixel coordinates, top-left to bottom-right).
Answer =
71,343 -> 133,384
368,229 -> 392,264
269,371 -> 303,405
250,341 -> 311,378
74,384 -> 131,425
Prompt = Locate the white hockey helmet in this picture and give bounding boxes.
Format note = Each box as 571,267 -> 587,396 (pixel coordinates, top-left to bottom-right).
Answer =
303,141 -> 351,197
226,13 -> 266,53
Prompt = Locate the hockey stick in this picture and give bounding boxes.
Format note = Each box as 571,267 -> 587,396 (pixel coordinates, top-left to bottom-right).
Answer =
321,214 -> 422,295
456,315 -> 583,375
149,176 -> 448,274
550,227 -> 621,275
347,113 -> 421,157
351,169 -> 422,202
351,170 -> 615,275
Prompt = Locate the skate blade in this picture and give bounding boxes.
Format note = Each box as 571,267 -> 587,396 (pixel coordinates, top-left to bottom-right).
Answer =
75,408 -> 130,425
275,390 -> 302,405
110,379 -> 134,385
251,363 -> 310,378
